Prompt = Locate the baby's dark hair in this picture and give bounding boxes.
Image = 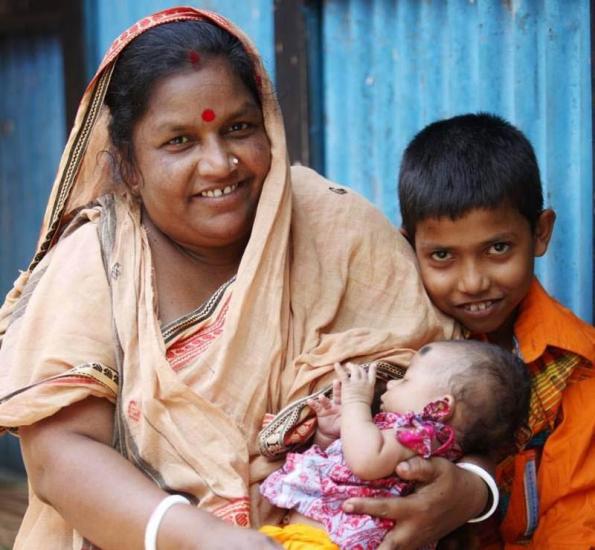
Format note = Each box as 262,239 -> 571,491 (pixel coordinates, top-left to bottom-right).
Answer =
445,340 -> 531,461
104,19 -> 260,184
398,113 -> 543,240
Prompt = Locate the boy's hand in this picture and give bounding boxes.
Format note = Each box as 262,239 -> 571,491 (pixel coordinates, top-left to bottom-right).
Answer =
335,362 -> 377,407
308,379 -> 342,440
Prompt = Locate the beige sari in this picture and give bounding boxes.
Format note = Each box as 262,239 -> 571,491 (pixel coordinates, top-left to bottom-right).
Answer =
0,7 -> 457,548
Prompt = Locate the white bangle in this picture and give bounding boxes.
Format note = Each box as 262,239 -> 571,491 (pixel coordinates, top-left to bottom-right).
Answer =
144,494 -> 191,550
456,462 -> 499,523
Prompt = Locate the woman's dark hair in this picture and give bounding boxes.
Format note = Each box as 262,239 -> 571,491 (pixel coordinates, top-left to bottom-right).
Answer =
447,340 -> 531,461
104,19 -> 260,183
398,113 -> 544,239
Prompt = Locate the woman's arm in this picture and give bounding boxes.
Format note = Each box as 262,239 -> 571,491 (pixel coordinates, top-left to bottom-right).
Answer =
20,397 -> 279,550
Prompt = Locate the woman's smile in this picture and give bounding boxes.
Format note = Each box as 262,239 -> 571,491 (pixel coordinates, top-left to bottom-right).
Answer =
189,179 -> 252,214
196,181 -> 240,198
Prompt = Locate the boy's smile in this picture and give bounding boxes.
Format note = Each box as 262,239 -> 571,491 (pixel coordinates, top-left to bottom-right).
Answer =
413,204 -> 554,349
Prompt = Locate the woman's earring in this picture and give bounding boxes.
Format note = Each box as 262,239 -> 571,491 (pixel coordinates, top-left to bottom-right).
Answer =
229,155 -> 239,169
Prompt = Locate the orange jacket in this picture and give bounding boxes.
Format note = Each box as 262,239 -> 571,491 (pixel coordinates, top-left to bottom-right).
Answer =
500,279 -> 595,548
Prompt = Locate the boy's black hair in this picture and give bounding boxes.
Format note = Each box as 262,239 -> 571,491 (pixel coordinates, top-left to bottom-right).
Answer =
447,340 -> 531,461
398,113 -> 543,239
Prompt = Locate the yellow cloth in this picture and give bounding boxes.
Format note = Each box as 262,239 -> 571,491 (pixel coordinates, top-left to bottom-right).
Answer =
0,7 -> 457,549
260,524 -> 339,549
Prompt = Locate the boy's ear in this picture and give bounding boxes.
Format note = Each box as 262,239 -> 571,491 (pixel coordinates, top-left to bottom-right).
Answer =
533,208 -> 556,257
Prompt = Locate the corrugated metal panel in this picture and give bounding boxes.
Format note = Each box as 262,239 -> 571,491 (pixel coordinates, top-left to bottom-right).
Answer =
85,0 -> 275,78
319,0 -> 593,322
0,33 -> 65,472
0,34 -> 66,299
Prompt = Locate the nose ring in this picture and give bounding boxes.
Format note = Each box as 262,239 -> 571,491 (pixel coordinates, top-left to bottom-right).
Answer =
229,155 -> 239,168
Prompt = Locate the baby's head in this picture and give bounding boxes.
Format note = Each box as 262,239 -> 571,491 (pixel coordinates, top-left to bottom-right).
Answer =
381,340 -> 530,459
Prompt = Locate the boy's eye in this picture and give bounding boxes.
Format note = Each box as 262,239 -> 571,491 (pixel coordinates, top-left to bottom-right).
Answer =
489,242 -> 511,255
430,250 -> 452,262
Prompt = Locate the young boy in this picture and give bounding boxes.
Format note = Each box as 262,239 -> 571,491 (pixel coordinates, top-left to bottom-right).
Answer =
398,113 -> 595,548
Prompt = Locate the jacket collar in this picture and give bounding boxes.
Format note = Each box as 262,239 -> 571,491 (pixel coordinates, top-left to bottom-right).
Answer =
514,278 -> 595,364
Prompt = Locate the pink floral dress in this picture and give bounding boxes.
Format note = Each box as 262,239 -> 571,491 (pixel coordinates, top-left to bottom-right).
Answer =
260,400 -> 462,550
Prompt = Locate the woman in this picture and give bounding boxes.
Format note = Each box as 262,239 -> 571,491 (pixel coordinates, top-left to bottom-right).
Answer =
0,8 -> 487,549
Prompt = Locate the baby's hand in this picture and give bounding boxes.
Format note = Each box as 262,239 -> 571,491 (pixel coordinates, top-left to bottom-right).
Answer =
334,362 -> 377,407
308,379 -> 341,440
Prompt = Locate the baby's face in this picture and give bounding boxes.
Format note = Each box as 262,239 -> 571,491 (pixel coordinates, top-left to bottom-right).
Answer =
380,343 -> 452,414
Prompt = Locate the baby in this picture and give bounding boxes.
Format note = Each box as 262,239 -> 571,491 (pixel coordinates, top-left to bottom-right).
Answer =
260,340 -> 531,549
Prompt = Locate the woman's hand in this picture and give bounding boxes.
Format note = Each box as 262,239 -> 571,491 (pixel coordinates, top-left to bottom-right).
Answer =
342,456 -> 488,549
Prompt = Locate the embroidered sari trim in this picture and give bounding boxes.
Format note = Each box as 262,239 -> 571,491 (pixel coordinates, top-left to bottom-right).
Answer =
0,363 -> 118,410
162,277 -> 235,344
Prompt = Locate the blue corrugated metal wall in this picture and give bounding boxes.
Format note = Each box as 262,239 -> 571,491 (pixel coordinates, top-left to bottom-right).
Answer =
0,35 -> 66,298
318,0 -> 593,323
84,0 -> 275,78
0,33 -> 66,471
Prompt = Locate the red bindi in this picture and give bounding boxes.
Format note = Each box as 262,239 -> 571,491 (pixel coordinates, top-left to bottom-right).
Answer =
188,50 -> 200,66
201,108 -> 216,122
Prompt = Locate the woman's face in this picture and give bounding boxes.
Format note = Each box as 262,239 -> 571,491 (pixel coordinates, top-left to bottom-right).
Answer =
131,56 -> 271,255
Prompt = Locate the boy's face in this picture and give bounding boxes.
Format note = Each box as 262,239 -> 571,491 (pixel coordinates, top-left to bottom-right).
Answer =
413,204 -> 554,346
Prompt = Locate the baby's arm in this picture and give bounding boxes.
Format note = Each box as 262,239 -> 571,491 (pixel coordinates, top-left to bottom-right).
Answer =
338,363 -> 416,480
308,379 -> 342,449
